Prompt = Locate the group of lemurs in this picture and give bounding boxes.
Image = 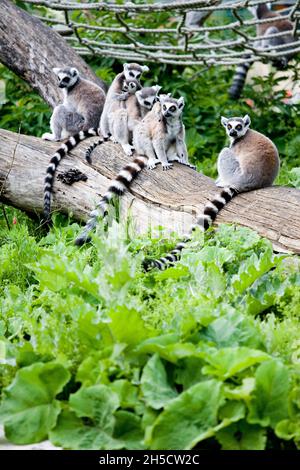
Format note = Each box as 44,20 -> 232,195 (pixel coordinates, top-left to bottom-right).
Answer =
42,4 -> 293,271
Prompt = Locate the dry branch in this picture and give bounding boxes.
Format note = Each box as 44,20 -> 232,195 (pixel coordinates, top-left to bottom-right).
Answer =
0,128 -> 300,254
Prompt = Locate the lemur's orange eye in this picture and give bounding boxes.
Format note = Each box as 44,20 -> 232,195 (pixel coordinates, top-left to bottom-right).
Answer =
227,124 -> 232,130
236,125 -> 242,131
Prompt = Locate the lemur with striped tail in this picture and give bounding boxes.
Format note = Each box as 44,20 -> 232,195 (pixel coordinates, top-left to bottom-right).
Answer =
75,93 -> 195,246
74,86 -> 164,246
229,4 -> 295,100
42,63 -> 148,225
133,94 -> 194,170
85,84 -> 161,163
42,67 -> 105,142
143,114 -> 280,271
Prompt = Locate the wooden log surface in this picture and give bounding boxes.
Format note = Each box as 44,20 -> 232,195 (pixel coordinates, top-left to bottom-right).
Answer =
0,0 -> 106,108
1,128 -> 300,254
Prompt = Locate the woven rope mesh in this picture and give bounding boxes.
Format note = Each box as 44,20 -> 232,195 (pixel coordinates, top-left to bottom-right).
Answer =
23,1 -> 300,67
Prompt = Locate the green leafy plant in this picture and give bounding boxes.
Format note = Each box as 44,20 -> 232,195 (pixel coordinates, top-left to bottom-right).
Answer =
0,5 -> 299,448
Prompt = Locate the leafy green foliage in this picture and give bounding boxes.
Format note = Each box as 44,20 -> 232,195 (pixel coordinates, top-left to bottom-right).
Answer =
1,212 -> 300,450
0,362 -> 70,444
0,8 -> 300,448
148,380 -> 224,450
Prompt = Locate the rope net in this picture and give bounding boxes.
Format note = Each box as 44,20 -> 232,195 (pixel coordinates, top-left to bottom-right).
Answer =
23,1 -> 300,67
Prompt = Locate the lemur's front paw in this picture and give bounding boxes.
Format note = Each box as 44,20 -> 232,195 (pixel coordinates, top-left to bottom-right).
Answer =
116,94 -> 127,102
42,133 -> 59,141
147,159 -> 158,170
216,178 -> 226,187
162,163 -> 173,171
122,144 -> 134,156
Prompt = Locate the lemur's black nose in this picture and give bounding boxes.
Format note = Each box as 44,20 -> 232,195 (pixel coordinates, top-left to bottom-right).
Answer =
229,130 -> 237,137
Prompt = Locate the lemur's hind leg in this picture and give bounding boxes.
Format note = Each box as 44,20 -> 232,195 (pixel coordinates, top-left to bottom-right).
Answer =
146,146 -> 159,170
166,143 -> 179,162
100,109 -> 111,139
42,105 -> 66,141
216,147 -> 242,187
152,138 -> 173,170
176,137 -> 190,165
111,109 -> 134,156
134,134 -> 158,170
167,141 -> 196,169
65,111 -> 85,135
42,105 -> 85,141
217,147 -> 258,191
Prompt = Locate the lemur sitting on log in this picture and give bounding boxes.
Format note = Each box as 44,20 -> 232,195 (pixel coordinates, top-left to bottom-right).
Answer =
42,63 -> 148,225
143,114 -> 280,271
74,93 -> 195,246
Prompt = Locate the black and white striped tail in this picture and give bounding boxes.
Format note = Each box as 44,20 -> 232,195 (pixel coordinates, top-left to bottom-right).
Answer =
42,128 -> 105,225
75,155 -> 148,246
143,187 -> 237,271
85,140 -> 104,164
228,58 -> 251,100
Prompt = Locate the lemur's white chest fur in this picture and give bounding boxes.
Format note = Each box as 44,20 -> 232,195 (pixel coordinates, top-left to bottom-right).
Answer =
165,119 -> 182,145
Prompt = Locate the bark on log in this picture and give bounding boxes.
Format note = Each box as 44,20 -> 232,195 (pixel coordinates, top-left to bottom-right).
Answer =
0,0 -> 106,108
1,128 -> 300,254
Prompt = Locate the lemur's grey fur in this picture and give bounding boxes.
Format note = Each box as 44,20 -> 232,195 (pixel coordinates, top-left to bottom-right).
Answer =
42,67 -> 105,141
100,63 -> 149,156
75,92 -> 196,246
42,64 -> 147,225
85,84 -> 161,163
133,94 -> 194,171
75,86 -> 162,246
144,114 -> 280,271
229,4 -> 295,100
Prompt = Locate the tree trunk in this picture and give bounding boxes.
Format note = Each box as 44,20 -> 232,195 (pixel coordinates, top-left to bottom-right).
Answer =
1,128 -> 299,254
0,0 -> 106,108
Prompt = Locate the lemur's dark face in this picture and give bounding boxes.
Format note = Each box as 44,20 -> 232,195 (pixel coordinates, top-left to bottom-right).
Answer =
53,67 -> 79,89
136,85 -> 161,110
123,63 -> 149,81
160,95 -> 185,119
122,79 -> 141,94
221,115 -> 251,139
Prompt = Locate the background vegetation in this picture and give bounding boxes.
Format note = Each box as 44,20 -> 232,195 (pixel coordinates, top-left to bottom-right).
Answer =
0,2 -> 300,450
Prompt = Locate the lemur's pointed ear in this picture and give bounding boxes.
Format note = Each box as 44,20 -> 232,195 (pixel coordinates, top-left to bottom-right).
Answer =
178,97 -> 185,108
136,90 -> 142,98
243,114 -> 251,126
70,67 -> 79,76
152,85 -> 162,94
52,68 -> 60,75
141,65 -> 149,72
123,63 -> 129,71
221,116 -> 228,127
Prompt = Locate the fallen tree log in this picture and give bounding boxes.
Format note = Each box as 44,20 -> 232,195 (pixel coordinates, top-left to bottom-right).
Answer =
0,0 -> 106,108
1,128 -> 300,254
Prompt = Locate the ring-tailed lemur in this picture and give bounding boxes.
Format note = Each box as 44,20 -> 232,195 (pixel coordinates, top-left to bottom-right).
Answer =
229,4 -> 295,99
85,85 -> 161,163
42,63 -> 148,225
99,63 -> 149,156
42,67 -> 105,141
143,114 -> 280,271
133,94 -> 195,171
74,86 -> 163,246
